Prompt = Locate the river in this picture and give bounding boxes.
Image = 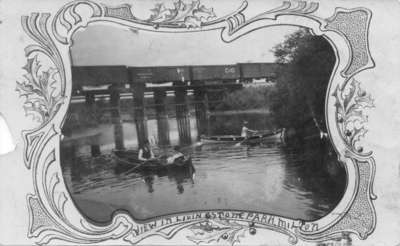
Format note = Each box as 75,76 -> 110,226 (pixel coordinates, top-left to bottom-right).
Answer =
61,113 -> 346,223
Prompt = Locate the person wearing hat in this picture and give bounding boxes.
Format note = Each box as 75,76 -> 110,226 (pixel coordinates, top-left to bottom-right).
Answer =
138,139 -> 155,161
241,121 -> 258,139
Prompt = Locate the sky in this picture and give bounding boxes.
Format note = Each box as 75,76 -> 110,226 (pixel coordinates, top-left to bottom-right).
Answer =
71,23 -> 300,67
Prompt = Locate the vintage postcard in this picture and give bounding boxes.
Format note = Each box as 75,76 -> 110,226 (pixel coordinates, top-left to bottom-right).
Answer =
0,0 -> 400,245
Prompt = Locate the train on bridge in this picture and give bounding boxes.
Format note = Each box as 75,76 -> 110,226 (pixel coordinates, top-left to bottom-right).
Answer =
71,62 -> 282,93
66,63 -> 283,152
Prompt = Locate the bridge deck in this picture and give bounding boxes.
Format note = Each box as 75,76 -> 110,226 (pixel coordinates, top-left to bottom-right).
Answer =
74,83 -> 242,96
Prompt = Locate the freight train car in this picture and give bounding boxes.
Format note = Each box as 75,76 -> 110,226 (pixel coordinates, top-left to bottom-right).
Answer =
191,64 -> 240,84
129,66 -> 190,84
71,63 -> 281,94
71,66 -> 129,93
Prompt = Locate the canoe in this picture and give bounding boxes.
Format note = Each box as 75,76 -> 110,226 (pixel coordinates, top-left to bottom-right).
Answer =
112,149 -> 192,171
200,128 -> 285,144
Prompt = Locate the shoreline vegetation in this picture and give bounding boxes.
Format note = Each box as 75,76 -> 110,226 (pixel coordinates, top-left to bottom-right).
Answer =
215,87 -> 274,112
270,29 -> 335,138
218,28 -> 335,139
209,109 -> 270,116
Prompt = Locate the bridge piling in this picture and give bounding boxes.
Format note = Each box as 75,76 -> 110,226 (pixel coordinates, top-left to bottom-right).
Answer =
132,83 -> 148,147
110,85 -> 125,150
84,92 -> 102,156
154,89 -> 170,146
194,88 -> 209,138
174,83 -> 191,145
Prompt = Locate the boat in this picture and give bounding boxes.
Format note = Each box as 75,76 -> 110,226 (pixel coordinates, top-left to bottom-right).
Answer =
112,149 -> 192,171
200,128 -> 285,144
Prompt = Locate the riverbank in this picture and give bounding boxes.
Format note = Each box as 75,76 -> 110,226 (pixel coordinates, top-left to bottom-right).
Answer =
208,109 -> 270,116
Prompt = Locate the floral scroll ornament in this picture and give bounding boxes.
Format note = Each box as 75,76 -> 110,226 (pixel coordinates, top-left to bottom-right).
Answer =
333,79 -> 374,154
146,0 -> 216,28
187,219 -> 252,245
16,0 -> 377,245
16,55 -> 64,124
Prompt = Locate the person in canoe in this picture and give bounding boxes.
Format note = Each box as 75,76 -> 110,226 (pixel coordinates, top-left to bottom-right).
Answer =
241,121 -> 258,139
138,140 -> 156,162
166,146 -> 185,164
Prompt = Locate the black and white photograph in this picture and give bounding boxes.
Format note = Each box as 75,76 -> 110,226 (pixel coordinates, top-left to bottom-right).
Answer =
5,0 -> 400,245
60,24 -> 346,223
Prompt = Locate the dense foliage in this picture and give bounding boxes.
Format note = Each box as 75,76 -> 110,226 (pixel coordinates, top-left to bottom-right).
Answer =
215,87 -> 274,111
271,28 -> 336,135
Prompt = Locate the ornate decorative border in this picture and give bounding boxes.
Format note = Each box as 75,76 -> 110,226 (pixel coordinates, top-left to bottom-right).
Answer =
16,0 -> 376,245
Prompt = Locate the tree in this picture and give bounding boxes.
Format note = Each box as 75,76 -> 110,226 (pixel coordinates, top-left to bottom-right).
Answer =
271,28 -> 336,136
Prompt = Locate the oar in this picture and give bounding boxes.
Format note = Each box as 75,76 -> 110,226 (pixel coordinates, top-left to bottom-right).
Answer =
126,163 -> 145,173
234,131 -> 260,146
125,157 -> 161,173
234,139 -> 246,147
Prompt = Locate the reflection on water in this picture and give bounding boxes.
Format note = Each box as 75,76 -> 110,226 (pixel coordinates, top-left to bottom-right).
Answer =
61,115 -> 346,223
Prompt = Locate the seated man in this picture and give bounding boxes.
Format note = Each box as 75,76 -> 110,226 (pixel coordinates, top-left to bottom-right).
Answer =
166,146 -> 185,164
138,140 -> 155,161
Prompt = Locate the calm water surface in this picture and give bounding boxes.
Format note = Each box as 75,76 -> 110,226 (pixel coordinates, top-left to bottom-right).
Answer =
61,116 -> 346,223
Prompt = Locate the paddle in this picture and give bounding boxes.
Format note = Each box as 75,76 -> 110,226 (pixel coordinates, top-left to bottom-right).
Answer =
234,130 -> 261,146
126,162 -> 145,173
234,140 -> 246,147
125,157 -> 162,173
